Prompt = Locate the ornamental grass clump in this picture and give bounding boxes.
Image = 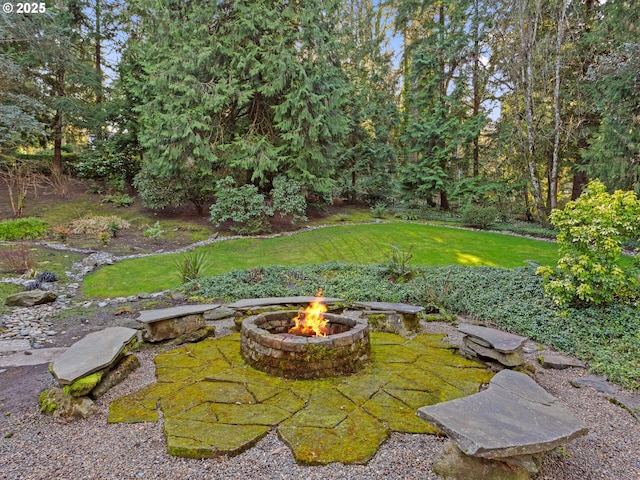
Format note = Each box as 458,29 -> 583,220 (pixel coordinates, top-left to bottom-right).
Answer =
537,180 -> 640,306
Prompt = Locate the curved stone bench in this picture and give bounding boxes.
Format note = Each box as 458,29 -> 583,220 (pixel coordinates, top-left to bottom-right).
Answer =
417,369 -> 588,479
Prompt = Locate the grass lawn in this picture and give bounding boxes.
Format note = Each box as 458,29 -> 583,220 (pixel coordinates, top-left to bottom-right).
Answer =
83,222 -> 559,297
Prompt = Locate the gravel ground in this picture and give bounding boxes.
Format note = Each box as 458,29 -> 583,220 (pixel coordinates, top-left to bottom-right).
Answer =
0,324 -> 639,480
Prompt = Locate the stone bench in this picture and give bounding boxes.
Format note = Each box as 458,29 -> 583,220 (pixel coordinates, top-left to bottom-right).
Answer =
136,304 -> 220,342
417,369 -> 588,479
354,301 -> 424,335
458,323 -> 527,368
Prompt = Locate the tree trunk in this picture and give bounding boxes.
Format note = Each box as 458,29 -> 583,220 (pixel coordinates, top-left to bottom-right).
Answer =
550,0 -> 570,211
52,69 -> 65,176
472,0 -> 481,178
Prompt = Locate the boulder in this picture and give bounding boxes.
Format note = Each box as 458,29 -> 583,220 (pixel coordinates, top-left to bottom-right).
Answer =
39,387 -> 97,419
5,290 -> 57,307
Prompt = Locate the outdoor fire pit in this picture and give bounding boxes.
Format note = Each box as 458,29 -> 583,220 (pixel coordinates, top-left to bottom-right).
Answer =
240,296 -> 370,379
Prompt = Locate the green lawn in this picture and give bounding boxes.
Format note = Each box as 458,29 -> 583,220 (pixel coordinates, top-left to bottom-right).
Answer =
83,223 -> 559,297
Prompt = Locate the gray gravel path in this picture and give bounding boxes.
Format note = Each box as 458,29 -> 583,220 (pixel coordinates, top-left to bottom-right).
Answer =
0,326 -> 639,480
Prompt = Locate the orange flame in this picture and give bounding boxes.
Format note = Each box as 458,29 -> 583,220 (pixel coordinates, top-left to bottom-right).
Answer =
288,290 -> 328,337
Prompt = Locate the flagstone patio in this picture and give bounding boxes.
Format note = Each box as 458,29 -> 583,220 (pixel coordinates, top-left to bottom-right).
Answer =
109,332 -> 493,464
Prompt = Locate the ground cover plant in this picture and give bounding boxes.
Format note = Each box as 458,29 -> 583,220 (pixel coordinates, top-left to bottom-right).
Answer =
82,223 -> 560,297
189,263 -> 639,391
0,218 -> 49,240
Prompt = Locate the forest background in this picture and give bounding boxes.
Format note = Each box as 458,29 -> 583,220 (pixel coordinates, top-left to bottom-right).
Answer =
1,0 -> 638,227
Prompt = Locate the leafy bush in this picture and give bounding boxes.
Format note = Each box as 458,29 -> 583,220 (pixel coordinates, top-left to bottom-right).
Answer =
370,202 -> 387,218
101,193 -> 134,207
0,247 -> 38,274
210,176 -> 272,235
143,221 -> 164,240
176,251 -> 210,283
70,216 -> 131,235
537,180 -> 640,306
134,164 -> 213,214
461,204 -> 499,230
0,218 -> 49,240
271,176 -> 307,224
76,139 -> 141,189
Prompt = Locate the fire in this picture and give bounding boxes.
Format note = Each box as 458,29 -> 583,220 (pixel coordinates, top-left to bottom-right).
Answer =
288,290 -> 328,337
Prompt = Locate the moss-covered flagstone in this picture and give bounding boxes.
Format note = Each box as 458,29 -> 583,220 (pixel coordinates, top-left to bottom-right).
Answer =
109,333 -> 493,464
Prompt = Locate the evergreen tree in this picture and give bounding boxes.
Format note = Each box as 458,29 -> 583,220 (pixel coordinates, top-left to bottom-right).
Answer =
128,0 -> 350,209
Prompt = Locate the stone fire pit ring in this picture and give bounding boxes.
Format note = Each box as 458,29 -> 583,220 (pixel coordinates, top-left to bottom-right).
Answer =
240,310 -> 370,379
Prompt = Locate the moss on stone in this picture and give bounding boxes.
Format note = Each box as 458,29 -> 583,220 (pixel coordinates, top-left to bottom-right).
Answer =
64,371 -> 104,397
279,409 -> 388,465
164,418 -> 270,458
109,331 -> 493,463
39,390 -> 57,414
363,390 -> 435,434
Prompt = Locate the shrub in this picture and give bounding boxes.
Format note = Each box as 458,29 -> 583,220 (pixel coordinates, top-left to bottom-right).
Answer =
0,247 -> 38,274
176,251 -> 210,283
537,180 -> 640,306
461,204 -> 499,230
134,165 -> 213,214
271,176 -> 307,224
70,216 -> 131,235
51,225 -> 73,242
210,176 -> 272,235
0,218 -> 49,240
143,221 -> 164,240
370,202 -> 387,218
101,193 -> 134,208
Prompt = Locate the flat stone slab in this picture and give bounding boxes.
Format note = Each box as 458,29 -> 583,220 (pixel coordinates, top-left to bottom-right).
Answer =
570,373 -> 618,394
354,301 -> 424,315
0,347 -> 67,367
462,338 -> 524,367
608,394 -> 640,421
0,339 -> 31,353
417,369 -> 589,459
137,304 -> 220,323
227,296 -> 344,309
52,327 -> 138,385
539,353 -> 586,370
458,324 -> 527,353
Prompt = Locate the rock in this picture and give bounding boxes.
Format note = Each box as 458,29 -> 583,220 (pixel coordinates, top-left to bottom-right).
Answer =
39,387 -> 97,419
458,324 -> 527,353
570,373 -> 618,394
417,370 -> 588,473
171,326 -> 216,345
0,339 -> 31,353
0,347 -> 67,367
608,394 -> 640,421
538,353 -> 586,370
82,252 -> 116,269
463,337 -> 524,367
458,324 -> 527,367
227,296 -> 344,310
137,305 -> 219,342
5,290 -> 58,307
204,306 -> 236,321
353,301 -> 425,315
51,326 -> 139,385
433,440 -> 531,480
91,354 -> 140,398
